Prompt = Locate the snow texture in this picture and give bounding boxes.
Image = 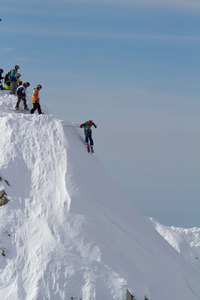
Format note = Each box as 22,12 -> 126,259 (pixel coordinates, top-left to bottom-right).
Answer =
0,91 -> 200,300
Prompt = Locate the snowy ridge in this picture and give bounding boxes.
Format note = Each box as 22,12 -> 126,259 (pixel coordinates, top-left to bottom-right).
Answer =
0,91 -> 200,300
149,218 -> 200,266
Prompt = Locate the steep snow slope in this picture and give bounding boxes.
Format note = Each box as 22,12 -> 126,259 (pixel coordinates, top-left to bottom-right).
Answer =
0,91 -> 200,300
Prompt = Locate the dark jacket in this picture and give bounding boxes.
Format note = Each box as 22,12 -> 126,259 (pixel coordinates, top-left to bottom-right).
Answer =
80,121 -> 97,135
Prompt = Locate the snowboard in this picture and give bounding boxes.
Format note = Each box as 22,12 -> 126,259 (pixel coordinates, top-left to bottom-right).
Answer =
9,108 -> 30,114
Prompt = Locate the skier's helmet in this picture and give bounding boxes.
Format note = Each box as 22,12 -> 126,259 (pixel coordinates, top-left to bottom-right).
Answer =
37,84 -> 42,90
88,120 -> 92,124
15,65 -> 20,70
25,82 -> 30,87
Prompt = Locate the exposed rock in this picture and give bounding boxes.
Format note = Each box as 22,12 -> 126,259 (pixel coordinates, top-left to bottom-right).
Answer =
5,180 -> 10,186
0,189 -> 7,197
0,196 -> 9,206
1,248 -> 6,256
0,189 -> 9,206
0,176 -> 10,185
126,290 -> 134,300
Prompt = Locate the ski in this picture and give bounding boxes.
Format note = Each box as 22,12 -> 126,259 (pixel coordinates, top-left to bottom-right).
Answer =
87,144 -> 90,153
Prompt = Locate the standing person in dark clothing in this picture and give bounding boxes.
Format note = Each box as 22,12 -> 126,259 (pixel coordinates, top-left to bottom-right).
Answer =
80,120 -> 97,153
4,71 -> 11,90
30,84 -> 43,115
15,82 -> 30,110
0,69 -> 4,90
10,65 -> 20,95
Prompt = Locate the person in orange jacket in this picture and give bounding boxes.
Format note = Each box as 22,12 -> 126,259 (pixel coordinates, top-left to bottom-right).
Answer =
30,84 -> 43,115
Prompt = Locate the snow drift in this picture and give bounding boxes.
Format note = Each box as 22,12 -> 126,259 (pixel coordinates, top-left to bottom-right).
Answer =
0,91 -> 200,300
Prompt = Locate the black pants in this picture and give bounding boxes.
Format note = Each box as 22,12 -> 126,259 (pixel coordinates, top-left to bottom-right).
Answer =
30,103 -> 42,115
85,133 -> 94,146
15,95 -> 27,109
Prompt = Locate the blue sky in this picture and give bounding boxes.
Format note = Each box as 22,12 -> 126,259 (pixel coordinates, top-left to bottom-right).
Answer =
1,0 -> 200,227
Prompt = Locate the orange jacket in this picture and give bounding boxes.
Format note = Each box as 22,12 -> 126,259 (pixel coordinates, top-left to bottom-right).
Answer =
32,88 -> 40,103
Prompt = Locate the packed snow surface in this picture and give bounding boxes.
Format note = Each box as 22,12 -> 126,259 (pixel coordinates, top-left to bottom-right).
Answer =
0,91 -> 200,300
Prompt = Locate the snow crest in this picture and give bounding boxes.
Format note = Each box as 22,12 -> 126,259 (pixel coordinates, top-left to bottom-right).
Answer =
149,218 -> 200,267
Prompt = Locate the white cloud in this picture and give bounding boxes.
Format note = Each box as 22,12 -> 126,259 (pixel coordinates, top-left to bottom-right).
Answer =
46,0 -> 200,10
132,0 -> 200,7
0,47 -> 15,52
3,0 -> 200,9
1,26 -> 200,43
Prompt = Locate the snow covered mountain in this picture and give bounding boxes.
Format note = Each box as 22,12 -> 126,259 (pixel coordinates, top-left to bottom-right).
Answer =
0,91 -> 200,300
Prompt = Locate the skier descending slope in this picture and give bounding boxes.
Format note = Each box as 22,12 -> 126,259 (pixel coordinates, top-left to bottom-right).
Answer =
80,120 -> 97,153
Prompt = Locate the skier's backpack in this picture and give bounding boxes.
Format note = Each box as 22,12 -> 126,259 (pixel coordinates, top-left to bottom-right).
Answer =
0,69 -> 3,80
4,73 -> 10,84
17,86 -> 23,96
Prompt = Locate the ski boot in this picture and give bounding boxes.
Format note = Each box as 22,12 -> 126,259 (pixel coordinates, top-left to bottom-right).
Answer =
91,146 -> 94,153
87,144 -> 90,153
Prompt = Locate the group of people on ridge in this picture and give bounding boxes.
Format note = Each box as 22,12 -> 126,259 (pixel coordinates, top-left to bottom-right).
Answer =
1,66 -> 22,92
1,66 -> 98,152
0,66 -> 43,115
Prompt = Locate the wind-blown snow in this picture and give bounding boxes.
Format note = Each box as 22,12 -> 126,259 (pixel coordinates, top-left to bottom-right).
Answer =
149,218 -> 200,266
0,91 -> 200,300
